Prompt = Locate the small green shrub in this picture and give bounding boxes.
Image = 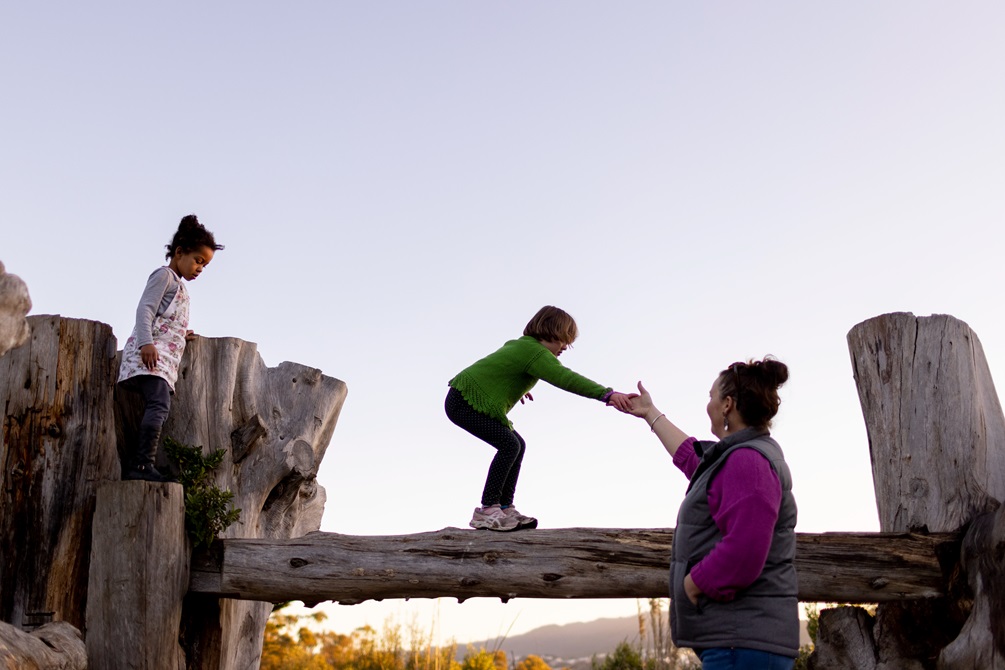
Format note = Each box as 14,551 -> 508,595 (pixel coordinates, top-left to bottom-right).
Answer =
164,436 -> 241,549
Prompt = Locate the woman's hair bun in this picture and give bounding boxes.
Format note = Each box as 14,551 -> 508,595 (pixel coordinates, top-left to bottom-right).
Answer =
755,356 -> 789,388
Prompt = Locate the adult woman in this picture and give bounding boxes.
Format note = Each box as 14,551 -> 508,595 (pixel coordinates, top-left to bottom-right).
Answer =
627,358 -> 798,669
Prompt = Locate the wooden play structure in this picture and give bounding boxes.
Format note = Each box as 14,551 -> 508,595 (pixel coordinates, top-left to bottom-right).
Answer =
1,308 -> 1004,668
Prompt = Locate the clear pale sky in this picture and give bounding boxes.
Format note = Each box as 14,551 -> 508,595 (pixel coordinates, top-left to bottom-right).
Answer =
4,1 -> 1005,645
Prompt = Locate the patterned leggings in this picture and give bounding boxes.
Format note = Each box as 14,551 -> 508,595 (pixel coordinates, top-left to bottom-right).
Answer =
445,388 -> 526,507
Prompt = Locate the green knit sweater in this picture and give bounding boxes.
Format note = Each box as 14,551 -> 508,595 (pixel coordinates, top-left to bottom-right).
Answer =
448,335 -> 612,428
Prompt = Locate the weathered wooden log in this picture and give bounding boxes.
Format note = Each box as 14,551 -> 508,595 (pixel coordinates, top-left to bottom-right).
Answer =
808,607 -> 877,670
0,620 -> 87,669
85,481 -> 189,670
0,260 -> 31,357
847,312 -> 1005,533
120,336 -> 347,670
834,313 -> 1005,668
189,528 -> 957,605
0,316 -> 120,630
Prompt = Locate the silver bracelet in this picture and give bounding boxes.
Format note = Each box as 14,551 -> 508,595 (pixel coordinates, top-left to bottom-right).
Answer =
648,413 -> 666,431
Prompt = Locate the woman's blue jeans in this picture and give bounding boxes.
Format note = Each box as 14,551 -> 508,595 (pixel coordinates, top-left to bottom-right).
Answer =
698,647 -> 795,670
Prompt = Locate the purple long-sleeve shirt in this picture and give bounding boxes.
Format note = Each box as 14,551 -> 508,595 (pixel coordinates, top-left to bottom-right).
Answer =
672,437 -> 782,602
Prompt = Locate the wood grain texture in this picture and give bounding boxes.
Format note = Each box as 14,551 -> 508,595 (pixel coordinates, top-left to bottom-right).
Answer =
85,482 -> 189,670
189,528 -> 957,605
139,336 -> 347,670
847,312 -> 1005,533
0,316 -> 120,630
808,607 -> 878,670
0,620 -> 86,670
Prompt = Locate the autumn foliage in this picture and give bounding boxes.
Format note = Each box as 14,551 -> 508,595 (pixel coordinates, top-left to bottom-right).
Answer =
261,604 -> 521,670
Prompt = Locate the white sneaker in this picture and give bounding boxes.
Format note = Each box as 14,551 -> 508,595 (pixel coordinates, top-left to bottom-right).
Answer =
469,505 -> 520,531
502,506 -> 538,529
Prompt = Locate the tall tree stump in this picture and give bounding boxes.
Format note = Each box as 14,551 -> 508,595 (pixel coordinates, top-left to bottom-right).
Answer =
85,481 -> 189,669
0,315 -> 120,630
848,312 -> 1005,532
826,312 -> 1005,668
116,336 -> 347,670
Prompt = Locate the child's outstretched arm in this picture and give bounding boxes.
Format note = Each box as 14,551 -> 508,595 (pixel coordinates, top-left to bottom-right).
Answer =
525,348 -> 635,410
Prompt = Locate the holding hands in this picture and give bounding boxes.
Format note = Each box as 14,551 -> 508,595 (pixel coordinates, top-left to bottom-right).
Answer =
606,382 -> 658,418
623,381 -> 656,418
605,391 -> 637,413
623,381 -> 689,456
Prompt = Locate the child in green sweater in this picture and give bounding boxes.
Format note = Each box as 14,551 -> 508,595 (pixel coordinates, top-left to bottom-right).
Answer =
446,305 -> 633,531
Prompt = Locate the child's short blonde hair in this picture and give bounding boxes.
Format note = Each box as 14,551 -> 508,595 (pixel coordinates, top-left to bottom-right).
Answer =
523,306 -> 579,344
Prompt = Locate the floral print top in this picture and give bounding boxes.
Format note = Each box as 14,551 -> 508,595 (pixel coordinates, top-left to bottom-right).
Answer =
118,267 -> 190,391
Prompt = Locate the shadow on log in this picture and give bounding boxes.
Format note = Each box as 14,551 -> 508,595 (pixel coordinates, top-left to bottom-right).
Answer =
939,502 -> 1005,668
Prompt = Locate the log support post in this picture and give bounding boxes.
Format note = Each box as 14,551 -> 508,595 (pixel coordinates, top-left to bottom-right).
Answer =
812,312 -> 1005,668
85,481 -> 189,670
0,315 -> 120,630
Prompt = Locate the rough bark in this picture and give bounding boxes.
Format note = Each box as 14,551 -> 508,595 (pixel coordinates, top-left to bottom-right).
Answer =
189,528 -> 955,605
85,481 -> 189,670
847,312 -> 1005,533
0,260 -> 31,357
808,607 -> 877,670
0,316 -> 120,630
0,620 -> 87,670
115,336 -> 346,670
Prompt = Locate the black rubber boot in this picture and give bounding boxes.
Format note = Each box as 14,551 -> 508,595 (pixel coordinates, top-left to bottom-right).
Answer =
124,426 -> 170,482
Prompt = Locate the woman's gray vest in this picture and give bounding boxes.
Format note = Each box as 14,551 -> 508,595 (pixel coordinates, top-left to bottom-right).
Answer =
670,427 -> 799,657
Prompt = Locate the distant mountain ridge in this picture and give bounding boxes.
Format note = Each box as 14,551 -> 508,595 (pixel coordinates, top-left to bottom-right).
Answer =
464,613 -> 811,667
466,615 -> 647,662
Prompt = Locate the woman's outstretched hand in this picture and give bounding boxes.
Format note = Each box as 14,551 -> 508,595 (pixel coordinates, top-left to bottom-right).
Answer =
629,381 -> 688,456
626,381 -> 656,418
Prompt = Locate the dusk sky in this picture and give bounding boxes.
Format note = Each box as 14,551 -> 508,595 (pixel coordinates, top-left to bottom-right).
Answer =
4,1 -> 1005,645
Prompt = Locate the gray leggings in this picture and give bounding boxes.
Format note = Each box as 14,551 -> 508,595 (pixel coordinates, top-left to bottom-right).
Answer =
445,388 -> 526,507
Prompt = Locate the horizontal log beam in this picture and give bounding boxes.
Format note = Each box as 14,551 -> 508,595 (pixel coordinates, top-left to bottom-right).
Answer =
189,528 -> 959,606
